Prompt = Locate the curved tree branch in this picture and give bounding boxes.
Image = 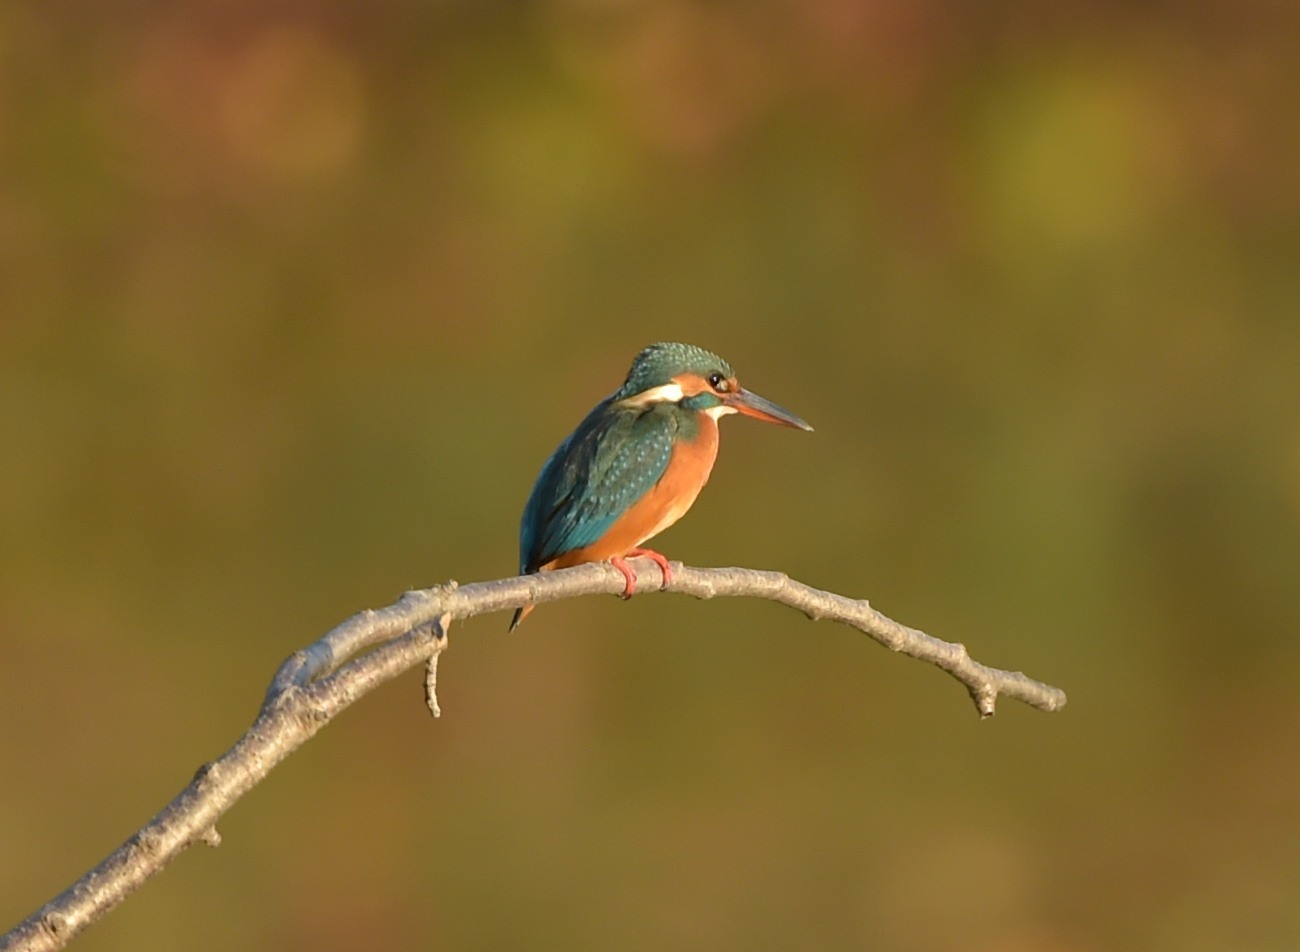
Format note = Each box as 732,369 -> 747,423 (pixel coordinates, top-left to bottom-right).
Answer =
1,560 -> 1066,952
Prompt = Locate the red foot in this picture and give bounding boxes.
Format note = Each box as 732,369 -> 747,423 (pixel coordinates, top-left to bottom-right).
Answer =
608,556 -> 638,599
628,548 -> 673,590
608,549 -> 673,599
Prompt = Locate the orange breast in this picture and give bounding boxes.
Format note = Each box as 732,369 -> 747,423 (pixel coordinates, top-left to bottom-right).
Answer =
545,413 -> 720,569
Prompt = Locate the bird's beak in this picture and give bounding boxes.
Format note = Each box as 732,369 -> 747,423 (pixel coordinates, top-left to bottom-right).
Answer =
726,388 -> 814,431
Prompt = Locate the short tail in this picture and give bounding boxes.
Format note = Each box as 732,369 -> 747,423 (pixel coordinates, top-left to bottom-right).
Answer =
509,603 -> 534,631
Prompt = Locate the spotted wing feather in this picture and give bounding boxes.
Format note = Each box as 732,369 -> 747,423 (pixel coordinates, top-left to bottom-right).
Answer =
520,400 -> 676,573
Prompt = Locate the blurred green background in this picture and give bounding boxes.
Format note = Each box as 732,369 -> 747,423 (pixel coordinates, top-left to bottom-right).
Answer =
3,2 -> 1298,950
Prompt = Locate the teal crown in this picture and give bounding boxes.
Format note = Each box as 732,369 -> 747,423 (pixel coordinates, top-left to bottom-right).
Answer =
617,342 -> 733,397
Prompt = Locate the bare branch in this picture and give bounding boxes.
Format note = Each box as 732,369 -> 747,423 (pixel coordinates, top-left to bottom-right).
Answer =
1,560 -> 1065,952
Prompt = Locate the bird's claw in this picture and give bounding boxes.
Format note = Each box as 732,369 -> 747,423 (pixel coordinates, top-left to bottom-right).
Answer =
609,550 -> 673,598
609,556 -> 638,599
627,548 -> 673,590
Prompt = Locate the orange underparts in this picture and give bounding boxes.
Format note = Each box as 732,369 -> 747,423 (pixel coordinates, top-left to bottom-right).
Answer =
517,413 -> 720,626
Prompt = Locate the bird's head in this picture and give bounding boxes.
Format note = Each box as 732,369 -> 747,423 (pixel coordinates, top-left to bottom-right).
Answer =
615,342 -> 813,431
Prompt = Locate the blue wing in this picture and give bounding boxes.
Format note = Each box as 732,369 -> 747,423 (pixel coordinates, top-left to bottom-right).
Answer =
519,399 -> 676,573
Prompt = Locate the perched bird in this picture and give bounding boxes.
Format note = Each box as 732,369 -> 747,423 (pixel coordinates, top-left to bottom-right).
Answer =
511,342 -> 812,629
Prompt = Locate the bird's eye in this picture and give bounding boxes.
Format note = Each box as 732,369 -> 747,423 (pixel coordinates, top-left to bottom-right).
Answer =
708,372 -> 730,393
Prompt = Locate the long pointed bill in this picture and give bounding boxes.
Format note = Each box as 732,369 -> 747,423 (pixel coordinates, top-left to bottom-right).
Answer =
726,388 -> 814,431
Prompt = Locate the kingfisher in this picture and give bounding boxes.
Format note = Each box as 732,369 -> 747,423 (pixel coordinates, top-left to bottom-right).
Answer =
510,342 -> 812,629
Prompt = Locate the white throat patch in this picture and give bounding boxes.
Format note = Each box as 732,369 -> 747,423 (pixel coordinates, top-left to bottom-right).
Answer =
704,404 -> 737,420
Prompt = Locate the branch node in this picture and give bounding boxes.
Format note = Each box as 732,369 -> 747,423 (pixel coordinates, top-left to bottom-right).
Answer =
269,683 -> 301,713
41,912 -> 70,938
133,829 -> 164,856
199,826 -> 222,848
291,694 -> 332,732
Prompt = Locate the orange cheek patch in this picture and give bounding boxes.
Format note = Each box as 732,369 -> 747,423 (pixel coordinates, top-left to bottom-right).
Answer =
672,372 -> 712,398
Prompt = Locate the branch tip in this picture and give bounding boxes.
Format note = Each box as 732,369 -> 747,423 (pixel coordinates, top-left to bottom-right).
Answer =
970,684 -> 998,718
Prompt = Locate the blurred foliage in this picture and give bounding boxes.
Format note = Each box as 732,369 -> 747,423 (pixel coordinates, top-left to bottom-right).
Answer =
2,1 -> 1299,950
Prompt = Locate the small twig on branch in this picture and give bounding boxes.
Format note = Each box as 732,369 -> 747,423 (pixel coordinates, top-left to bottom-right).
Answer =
423,613 -> 451,718
1,560 -> 1065,952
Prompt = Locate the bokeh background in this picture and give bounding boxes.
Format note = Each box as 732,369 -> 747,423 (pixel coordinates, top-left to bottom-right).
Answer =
3,2 -> 1298,950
